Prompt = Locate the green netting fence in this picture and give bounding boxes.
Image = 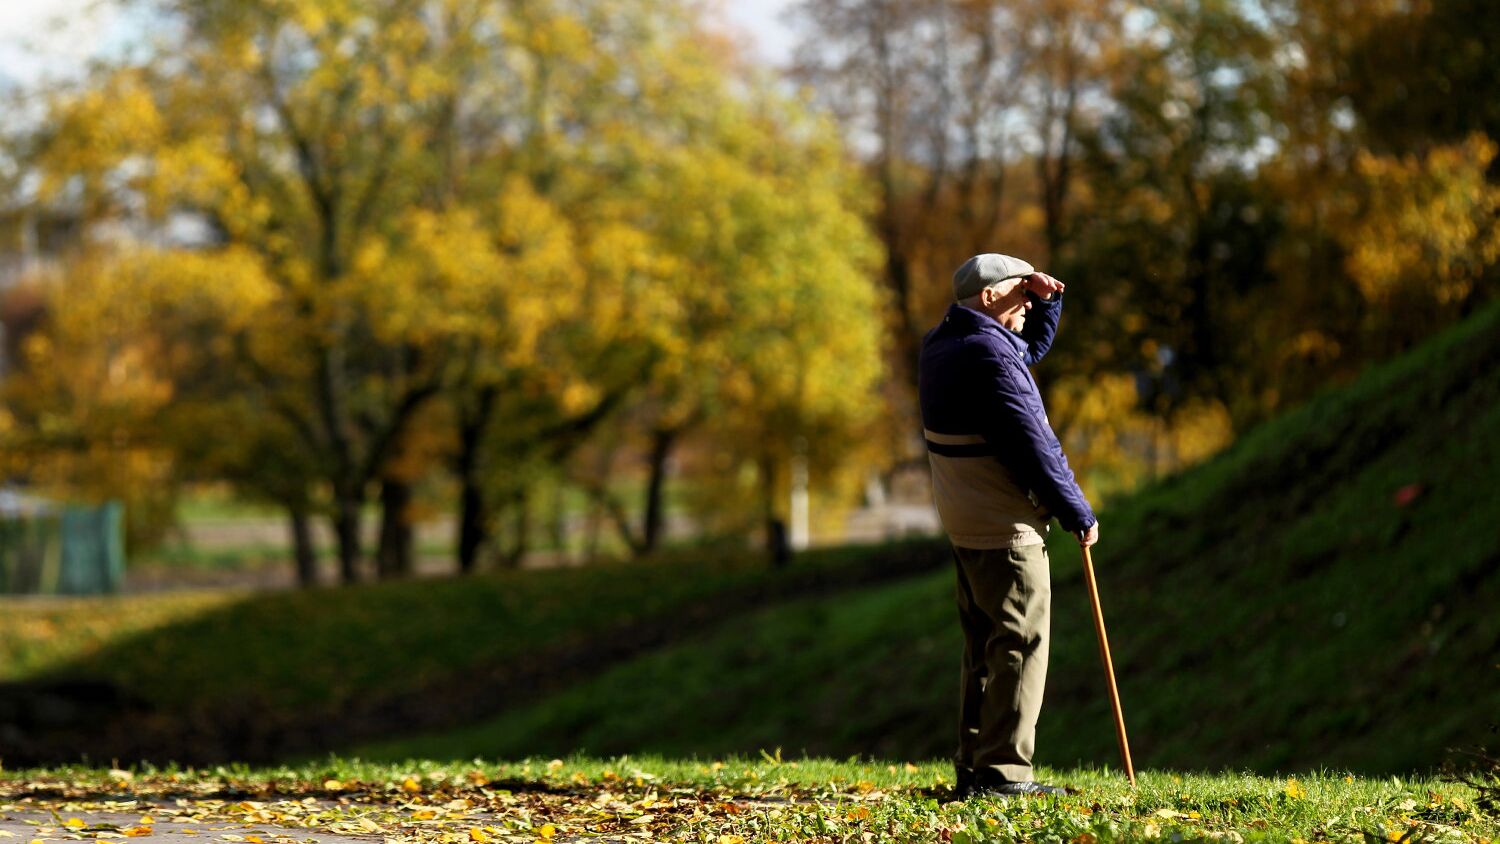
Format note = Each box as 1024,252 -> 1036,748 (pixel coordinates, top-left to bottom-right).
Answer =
0,500 -> 125,595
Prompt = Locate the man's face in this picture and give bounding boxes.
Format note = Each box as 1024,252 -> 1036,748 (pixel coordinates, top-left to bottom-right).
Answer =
980,278 -> 1032,331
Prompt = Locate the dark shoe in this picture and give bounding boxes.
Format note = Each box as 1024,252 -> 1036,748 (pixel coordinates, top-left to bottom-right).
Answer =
971,779 -> 1068,798
953,766 -> 976,798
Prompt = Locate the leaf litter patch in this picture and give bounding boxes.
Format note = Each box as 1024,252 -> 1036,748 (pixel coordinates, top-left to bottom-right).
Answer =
0,770 -> 893,844
5,766 -> 1492,843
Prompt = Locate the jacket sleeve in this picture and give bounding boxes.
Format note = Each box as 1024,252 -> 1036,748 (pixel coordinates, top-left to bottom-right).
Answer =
1019,290 -> 1063,366
977,344 -> 1097,533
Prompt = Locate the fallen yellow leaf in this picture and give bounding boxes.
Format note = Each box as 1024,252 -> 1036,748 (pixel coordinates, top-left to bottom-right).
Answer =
322,780 -> 344,791
468,828 -> 490,843
402,778 -> 422,793
537,824 -> 556,840
121,828 -> 153,838
62,820 -> 86,831
1154,809 -> 1186,819
410,810 -> 437,821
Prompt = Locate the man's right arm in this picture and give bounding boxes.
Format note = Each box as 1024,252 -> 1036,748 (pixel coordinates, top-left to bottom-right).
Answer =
978,350 -> 1097,535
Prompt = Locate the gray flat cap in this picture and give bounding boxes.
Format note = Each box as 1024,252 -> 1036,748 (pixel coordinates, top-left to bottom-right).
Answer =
952,253 -> 1034,301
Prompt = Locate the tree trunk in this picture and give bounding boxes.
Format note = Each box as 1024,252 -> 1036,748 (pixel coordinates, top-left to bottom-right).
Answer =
1181,173 -> 1219,398
639,427 -> 677,556
333,492 -> 362,584
376,478 -> 413,579
454,384 -> 497,575
880,200 -> 922,391
759,455 -> 790,568
288,504 -> 318,588
457,470 -> 487,575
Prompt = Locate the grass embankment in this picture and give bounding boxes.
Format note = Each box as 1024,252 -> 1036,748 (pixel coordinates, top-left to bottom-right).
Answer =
1,759 -> 1494,843
0,541 -> 946,718
363,300 -> 1500,775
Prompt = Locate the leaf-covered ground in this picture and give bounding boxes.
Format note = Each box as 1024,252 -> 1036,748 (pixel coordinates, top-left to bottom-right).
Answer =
3,759 -> 1495,844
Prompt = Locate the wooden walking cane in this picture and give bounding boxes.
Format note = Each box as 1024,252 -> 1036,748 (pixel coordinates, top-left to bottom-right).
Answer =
1080,542 -> 1137,788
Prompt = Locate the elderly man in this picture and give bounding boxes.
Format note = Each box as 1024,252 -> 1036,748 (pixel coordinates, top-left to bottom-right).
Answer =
918,252 -> 1099,798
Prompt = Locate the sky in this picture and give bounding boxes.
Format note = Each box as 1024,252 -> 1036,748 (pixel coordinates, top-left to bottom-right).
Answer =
0,0 -> 798,90
720,1 -> 798,67
0,0 -> 128,89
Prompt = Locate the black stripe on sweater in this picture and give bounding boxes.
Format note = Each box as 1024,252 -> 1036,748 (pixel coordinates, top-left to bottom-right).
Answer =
925,440 -> 996,458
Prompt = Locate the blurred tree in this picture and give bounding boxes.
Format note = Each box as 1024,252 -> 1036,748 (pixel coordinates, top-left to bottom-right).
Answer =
788,0 -> 1125,382
1342,0 -> 1500,159
8,0 -> 888,577
1068,0 -> 1277,403
1,248 -> 282,557
1245,0 -> 1500,416
543,47 -> 886,560
624,91 -> 885,557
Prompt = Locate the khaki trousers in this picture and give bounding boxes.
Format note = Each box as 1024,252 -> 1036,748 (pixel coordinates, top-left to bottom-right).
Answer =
952,543 -> 1051,783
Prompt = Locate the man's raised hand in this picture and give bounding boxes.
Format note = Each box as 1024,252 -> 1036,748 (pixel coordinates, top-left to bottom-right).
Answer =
1023,272 -> 1065,300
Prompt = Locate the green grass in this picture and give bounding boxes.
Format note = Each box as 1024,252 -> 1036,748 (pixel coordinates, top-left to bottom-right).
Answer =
2,758 -> 1494,843
172,486 -> 284,522
360,299 -> 1500,775
0,540 -> 945,717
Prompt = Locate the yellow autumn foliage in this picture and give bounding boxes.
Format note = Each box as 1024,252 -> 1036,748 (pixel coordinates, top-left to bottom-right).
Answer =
6,0 -> 889,558
1338,134 -> 1500,306
1050,372 -> 1233,500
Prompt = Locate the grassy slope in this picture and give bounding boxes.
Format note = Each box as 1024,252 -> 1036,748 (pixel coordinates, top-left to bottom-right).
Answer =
0,541 -> 946,717
361,300 -> 1500,775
